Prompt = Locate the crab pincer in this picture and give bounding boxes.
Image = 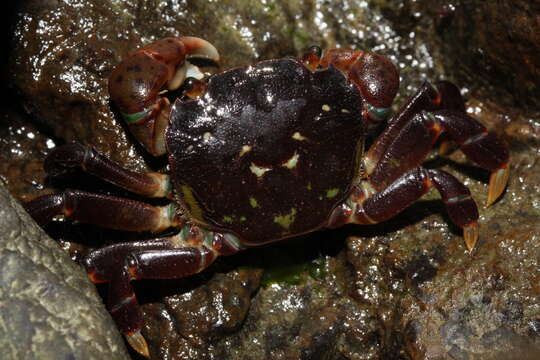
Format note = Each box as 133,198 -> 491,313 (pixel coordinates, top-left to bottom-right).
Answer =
108,36 -> 219,156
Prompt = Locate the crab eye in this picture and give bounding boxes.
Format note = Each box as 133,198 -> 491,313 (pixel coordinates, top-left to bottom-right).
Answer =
366,103 -> 391,121
307,45 -> 322,58
184,77 -> 197,90
183,77 -> 207,99
302,45 -> 323,71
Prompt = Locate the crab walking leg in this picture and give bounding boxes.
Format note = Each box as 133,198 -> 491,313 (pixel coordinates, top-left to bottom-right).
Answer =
329,167 -> 480,251
44,142 -> 171,197
363,84 -> 509,205
365,81 -> 463,169
24,190 -> 179,232
365,111 -> 444,190
84,226 -> 242,358
430,110 -> 510,205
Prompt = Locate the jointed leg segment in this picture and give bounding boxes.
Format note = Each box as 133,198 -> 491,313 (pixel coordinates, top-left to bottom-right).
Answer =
430,110 -> 509,205
44,142 -> 171,197
331,81 -> 509,251
24,142 -> 181,232
364,81 -> 509,205
25,144 -> 244,358
84,225 -> 242,357
330,167 -> 479,250
24,189 -> 179,232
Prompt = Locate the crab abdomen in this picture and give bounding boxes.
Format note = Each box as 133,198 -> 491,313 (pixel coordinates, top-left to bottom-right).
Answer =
167,58 -> 364,245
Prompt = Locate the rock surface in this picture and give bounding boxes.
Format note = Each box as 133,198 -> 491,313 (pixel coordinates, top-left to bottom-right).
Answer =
2,0 -> 540,359
0,182 -> 129,360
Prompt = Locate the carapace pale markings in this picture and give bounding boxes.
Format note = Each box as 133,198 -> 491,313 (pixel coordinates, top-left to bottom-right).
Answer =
168,58 -> 364,244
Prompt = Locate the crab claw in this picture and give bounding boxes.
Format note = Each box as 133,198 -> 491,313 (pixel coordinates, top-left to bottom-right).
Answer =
108,36 -> 219,156
126,331 -> 150,358
167,37 -> 220,90
320,49 -> 399,123
320,49 -> 400,109
487,165 -> 509,207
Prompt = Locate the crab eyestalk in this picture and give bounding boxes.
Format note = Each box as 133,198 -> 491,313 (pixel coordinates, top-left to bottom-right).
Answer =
108,37 -> 220,156
183,77 -> 208,99
301,45 -> 322,71
320,49 -> 399,124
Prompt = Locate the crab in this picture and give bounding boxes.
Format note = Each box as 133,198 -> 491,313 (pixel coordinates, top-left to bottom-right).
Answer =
24,36 -> 509,357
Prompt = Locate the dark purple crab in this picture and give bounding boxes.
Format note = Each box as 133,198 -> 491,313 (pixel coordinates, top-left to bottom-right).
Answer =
25,37 -> 509,357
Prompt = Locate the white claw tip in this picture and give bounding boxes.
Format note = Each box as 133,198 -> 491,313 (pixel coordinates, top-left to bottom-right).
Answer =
180,36 -> 220,62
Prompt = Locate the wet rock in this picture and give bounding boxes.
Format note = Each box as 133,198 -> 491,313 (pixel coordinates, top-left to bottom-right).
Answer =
393,131 -> 540,358
140,268 -> 263,359
431,0 -> 540,110
10,0 -> 148,173
0,108 -> 52,201
0,182 -> 129,360
380,0 -> 540,110
215,252 -> 350,360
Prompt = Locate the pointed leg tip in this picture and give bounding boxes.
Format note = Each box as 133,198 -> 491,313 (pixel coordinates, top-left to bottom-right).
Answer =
126,331 -> 150,358
463,222 -> 479,253
487,166 -> 510,207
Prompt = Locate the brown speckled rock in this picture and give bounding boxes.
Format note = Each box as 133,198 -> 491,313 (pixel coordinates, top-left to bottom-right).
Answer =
141,268 -> 263,359
0,109 -> 51,201
432,0 -> 540,109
